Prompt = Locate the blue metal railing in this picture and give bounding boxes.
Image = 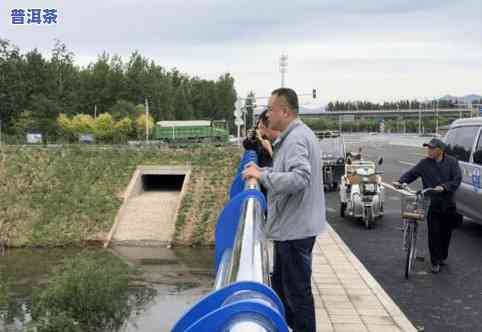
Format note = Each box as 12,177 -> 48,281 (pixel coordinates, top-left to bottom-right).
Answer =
171,150 -> 288,332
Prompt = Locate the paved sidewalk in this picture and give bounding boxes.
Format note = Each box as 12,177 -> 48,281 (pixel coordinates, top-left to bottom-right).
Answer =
312,225 -> 417,332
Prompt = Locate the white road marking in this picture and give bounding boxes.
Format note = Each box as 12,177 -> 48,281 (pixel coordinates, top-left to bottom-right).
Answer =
399,161 -> 416,167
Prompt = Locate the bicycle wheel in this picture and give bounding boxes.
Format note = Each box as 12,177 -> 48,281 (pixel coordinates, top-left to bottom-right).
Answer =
404,221 -> 418,279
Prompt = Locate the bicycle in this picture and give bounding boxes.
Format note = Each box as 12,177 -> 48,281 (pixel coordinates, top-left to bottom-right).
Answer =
393,182 -> 434,279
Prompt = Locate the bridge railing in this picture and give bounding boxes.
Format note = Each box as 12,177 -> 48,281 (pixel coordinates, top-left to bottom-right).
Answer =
172,150 -> 288,332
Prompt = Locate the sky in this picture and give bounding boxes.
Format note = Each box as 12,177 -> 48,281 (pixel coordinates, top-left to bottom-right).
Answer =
1,0 -> 481,107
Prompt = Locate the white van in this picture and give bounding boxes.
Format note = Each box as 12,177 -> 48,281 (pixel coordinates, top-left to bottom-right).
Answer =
444,117 -> 482,223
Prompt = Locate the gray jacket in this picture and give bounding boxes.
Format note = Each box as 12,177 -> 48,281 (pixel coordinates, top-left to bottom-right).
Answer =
259,118 -> 326,241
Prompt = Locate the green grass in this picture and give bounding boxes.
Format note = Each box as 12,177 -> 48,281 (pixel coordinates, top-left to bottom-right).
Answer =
0,144 -> 240,247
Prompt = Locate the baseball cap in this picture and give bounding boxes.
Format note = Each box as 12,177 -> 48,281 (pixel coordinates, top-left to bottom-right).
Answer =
423,138 -> 446,150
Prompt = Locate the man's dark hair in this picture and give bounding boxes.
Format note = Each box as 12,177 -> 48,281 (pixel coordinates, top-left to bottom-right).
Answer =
271,87 -> 299,113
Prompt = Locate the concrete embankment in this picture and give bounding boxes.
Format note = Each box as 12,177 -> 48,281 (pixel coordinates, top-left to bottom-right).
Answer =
107,166 -> 191,247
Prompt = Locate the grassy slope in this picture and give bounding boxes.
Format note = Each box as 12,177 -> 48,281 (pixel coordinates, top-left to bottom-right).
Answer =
0,145 -> 240,247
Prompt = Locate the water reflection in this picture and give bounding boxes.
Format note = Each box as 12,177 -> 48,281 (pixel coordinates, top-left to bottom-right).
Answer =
0,246 -> 214,332
113,245 -> 214,332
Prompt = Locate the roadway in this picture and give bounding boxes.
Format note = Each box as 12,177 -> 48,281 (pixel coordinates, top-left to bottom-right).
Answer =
324,134 -> 482,332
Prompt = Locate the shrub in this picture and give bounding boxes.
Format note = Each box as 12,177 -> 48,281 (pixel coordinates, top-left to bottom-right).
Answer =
71,114 -> 95,135
31,251 -> 130,332
93,113 -> 115,141
135,113 -> 155,139
24,311 -> 82,332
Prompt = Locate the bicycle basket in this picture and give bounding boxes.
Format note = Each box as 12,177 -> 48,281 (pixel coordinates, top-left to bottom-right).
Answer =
401,194 -> 426,221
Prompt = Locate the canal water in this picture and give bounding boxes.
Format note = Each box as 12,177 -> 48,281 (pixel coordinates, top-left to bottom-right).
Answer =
0,246 -> 214,332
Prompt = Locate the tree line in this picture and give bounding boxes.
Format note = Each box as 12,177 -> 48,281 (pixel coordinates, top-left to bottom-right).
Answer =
0,39 -> 237,142
304,116 -> 459,133
326,99 -> 482,112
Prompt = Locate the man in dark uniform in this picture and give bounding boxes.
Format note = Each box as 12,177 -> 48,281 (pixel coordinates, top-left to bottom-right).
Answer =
396,138 -> 462,273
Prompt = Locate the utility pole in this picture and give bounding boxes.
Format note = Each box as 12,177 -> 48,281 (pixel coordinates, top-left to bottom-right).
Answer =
435,100 -> 439,135
145,98 -> 149,142
279,54 -> 288,87
398,105 -> 401,133
418,102 -> 422,135
94,104 -> 97,119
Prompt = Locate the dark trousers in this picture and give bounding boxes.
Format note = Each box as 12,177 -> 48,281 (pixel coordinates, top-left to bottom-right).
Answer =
272,236 -> 316,332
427,208 -> 453,265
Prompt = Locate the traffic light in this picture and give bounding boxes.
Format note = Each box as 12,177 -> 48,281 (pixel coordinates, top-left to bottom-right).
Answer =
312,89 -> 316,99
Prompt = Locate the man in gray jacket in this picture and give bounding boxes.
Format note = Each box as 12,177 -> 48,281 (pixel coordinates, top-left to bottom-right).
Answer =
242,87 -> 326,332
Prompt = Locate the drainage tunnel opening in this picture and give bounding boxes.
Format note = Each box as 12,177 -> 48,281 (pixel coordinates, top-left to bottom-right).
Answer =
142,174 -> 185,191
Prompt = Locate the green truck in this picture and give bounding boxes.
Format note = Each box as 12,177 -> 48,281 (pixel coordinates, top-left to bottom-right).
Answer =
152,120 -> 229,142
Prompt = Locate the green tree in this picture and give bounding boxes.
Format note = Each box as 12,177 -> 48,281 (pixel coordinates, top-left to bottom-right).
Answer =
13,111 -> 36,136
215,73 -> 237,131
135,113 -> 155,139
109,99 -> 136,120
173,85 -> 194,120
50,40 -> 79,115
57,113 -> 76,141
71,114 -> 95,134
0,39 -> 240,137
93,113 -> 115,141
28,94 -> 62,139
114,117 -> 133,142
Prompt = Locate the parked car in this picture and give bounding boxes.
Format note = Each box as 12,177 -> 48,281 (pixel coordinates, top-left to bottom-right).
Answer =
79,133 -> 95,144
315,130 -> 340,139
443,117 -> 482,223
